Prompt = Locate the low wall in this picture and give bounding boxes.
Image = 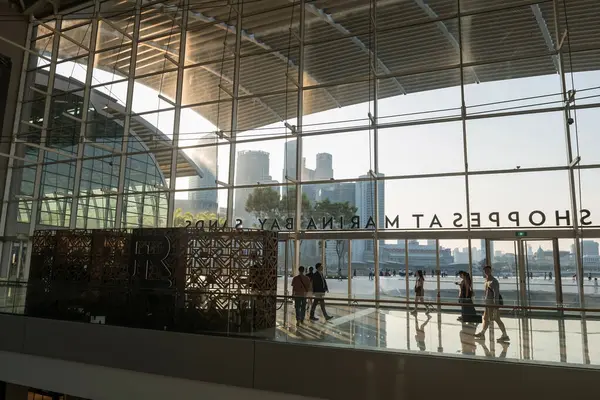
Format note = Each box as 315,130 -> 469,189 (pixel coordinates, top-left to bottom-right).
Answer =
0,313 -> 595,400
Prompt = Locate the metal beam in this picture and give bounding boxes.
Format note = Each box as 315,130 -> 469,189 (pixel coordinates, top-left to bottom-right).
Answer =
69,0 -> 100,229
114,0 -> 142,228
413,0 -> 480,83
531,3 -> 560,73
303,2 -> 407,94
166,0 -> 188,227
226,1 -> 242,228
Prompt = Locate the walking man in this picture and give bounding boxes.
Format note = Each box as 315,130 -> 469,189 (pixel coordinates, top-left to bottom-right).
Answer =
474,265 -> 509,342
291,266 -> 311,325
309,263 -> 333,321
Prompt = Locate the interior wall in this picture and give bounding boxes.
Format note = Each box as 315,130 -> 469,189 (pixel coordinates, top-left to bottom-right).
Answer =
0,3 -> 27,201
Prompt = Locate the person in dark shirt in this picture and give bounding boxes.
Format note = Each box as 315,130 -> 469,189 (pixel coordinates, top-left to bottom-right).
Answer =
309,263 -> 333,321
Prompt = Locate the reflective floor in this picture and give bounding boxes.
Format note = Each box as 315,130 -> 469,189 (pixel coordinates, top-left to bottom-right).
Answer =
269,303 -> 600,368
2,283 -> 598,367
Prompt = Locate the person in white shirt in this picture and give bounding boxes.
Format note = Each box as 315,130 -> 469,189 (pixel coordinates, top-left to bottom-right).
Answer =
474,265 -> 509,342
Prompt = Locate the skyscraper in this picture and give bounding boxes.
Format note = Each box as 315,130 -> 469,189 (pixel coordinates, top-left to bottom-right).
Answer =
480,239 -> 494,263
234,150 -> 275,223
186,134 -> 218,214
315,153 -> 333,180
353,171 -> 385,260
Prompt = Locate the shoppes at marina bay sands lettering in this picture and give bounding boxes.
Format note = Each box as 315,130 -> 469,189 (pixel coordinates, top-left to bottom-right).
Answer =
186,209 -> 593,230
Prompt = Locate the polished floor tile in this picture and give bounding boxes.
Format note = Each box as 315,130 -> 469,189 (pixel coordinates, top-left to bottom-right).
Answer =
272,303 -> 600,368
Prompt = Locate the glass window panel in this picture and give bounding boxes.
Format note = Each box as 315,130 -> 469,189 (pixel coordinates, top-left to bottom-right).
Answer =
303,130 -> 374,181
122,191 -> 168,228
567,107 -> 600,166
383,176 -> 466,230
557,0 -> 600,52
182,60 -> 234,106
469,170 -> 572,229
576,167 -> 600,228
377,0 -> 457,29
94,46 -> 133,80
377,19 -> 459,74
133,72 -> 178,112
181,100 -> 232,135
463,63 -> 562,115
237,92 -> 296,134
136,32 -> 182,76
233,184 -> 294,229
378,69 -> 462,125
240,50 -> 299,94
185,30 -> 235,65
379,121 -> 464,176
138,8 -> 181,41
240,3 -> 299,55
174,189 -> 227,227
466,112 -> 566,171
97,19 -> 133,51
461,3 -> 555,63
235,138 -> 295,189
304,38 -> 369,86
59,21 -> 92,55
303,82 -> 372,132
132,109 -> 176,148
125,148 -> 171,194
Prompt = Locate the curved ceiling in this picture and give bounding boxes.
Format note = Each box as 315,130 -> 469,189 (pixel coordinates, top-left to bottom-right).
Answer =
30,0 -> 600,132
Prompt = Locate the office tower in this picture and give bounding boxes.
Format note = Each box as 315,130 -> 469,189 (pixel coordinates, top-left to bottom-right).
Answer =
480,239 -> 494,263
314,153 -> 333,180
282,140 -> 318,203
234,150 -> 274,223
353,171 -> 385,260
581,240 -> 599,256
187,134 -> 218,214
319,182 -> 356,205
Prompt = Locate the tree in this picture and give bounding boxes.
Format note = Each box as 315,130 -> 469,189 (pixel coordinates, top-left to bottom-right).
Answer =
279,188 -> 313,226
245,187 -> 280,221
313,199 -> 357,270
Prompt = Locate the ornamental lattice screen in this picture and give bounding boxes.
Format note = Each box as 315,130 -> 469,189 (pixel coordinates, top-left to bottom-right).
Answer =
26,227 -> 278,333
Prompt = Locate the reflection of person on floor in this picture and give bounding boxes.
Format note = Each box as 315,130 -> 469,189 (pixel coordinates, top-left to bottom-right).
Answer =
306,267 -> 314,314
411,270 -> 433,315
457,271 -> 478,323
477,340 -> 510,358
474,265 -> 510,342
291,266 -> 311,325
459,324 -> 477,355
414,313 -> 432,351
310,263 -> 333,322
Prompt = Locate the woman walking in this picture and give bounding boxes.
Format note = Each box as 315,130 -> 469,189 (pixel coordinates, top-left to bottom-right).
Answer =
457,271 -> 478,323
411,270 -> 432,315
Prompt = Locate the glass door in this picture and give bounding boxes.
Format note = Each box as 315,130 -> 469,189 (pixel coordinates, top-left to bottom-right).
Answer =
478,238 -> 562,316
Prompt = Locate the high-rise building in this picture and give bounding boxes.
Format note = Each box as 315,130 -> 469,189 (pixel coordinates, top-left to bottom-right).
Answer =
573,240 -> 600,256
353,171 -> 385,260
480,239 -> 494,263
234,150 -> 275,224
186,134 -> 218,214
314,153 -> 333,180
319,182 -> 356,205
